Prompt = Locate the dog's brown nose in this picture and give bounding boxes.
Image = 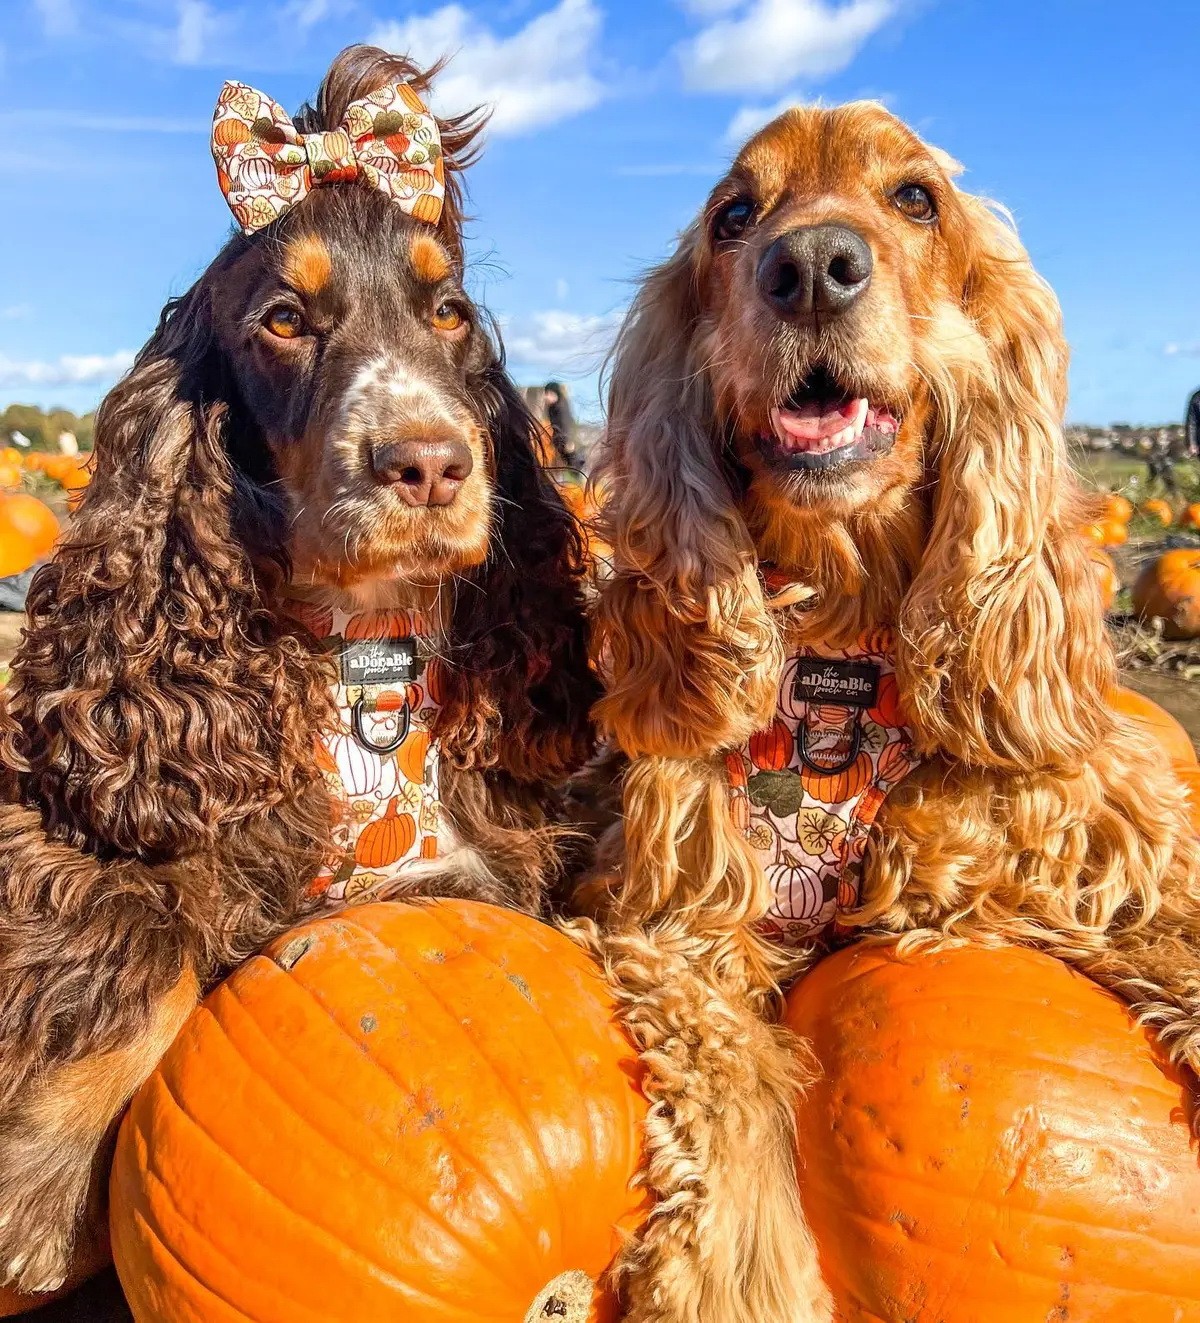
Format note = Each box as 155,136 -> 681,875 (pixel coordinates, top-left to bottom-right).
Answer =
371,437 -> 474,507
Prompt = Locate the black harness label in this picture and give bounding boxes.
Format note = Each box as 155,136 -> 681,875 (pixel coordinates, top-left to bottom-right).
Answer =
793,658 -> 880,710
340,637 -> 418,688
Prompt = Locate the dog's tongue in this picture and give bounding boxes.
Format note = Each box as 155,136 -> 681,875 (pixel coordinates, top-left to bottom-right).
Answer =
770,397 -> 868,452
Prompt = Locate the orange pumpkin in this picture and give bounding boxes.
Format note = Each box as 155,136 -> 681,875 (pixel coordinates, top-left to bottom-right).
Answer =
1086,544 -> 1120,611
1110,686 -> 1197,767
800,751 -> 872,805
1180,503 -> 1200,530
749,718 -> 794,770
874,738 -> 914,784
1131,548 -> 1200,639
1104,491 -> 1134,523
787,942 -> 1200,1321
1141,497 -> 1174,526
110,901 -> 647,1323
866,671 -> 905,727
396,728 -> 430,784
353,797 -> 417,867
1098,516 -> 1128,546
1077,522 -> 1106,545
0,493 -> 59,559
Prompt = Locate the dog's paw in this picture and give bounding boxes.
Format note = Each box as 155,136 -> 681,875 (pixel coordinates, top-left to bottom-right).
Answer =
0,1131 -> 94,1295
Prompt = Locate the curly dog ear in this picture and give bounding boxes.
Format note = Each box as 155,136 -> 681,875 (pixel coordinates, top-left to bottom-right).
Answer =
591,226 -> 783,760
430,364 -> 598,783
1,279 -> 333,862
896,195 -> 1114,772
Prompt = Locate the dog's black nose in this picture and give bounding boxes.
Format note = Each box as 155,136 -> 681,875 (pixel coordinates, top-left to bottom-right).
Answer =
756,224 -> 873,320
371,437 -> 474,507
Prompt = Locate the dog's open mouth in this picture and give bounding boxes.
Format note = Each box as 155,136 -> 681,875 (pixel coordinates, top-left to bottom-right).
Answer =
759,365 -> 899,472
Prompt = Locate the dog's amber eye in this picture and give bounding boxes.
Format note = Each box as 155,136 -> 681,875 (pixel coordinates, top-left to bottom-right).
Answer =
265,307 -> 306,339
892,183 -> 937,223
432,302 -> 465,333
712,198 -> 755,243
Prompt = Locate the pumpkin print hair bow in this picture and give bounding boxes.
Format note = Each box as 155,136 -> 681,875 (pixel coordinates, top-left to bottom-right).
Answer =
212,80 -> 445,235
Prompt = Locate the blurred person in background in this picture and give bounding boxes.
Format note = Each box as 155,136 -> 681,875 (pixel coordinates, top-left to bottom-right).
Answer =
543,381 -> 578,469
1187,387 -> 1200,459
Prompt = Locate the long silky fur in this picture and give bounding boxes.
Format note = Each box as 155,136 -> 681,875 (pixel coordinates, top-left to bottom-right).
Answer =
585,108 -> 1200,1323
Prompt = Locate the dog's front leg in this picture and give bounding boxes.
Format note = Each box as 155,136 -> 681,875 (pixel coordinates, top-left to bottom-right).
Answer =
574,755 -> 833,1323
0,965 -> 198,1294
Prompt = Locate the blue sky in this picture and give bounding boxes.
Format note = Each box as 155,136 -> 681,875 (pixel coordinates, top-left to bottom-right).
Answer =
1,0 -> 1197,423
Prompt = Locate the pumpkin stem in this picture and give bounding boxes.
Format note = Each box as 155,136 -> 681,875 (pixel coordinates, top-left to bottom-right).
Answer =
522,1270 -> 595,1323
383,797 -> 399,819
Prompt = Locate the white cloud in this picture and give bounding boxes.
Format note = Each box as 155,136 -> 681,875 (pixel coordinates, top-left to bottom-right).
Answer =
681,0 -> 898,94
503,309 -> 624,374
555,278 -> 570,301
34,0 -> 77,38
725,92 -> 806,143
1165,343 -> 1200,359
173,0 -> 218,65
0,351 -> 134,389
369,0 -> 605,136
284,0 -> 339,28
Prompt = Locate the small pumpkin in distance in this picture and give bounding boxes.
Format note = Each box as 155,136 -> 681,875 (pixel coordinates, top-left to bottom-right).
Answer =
110,901 -> 647,1323
787,942 -> 1200,1321
1141,497 -> 1174,526
1077,521 -> 1106,545
1104,491 -> 1134,522
1110,685 -> 1197,767
1131,548 -> 1200,640
1098,516 -> 1127,546
1180,503 -> 1200,530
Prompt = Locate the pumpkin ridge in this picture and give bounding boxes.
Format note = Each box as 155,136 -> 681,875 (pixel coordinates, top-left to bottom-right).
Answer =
421,907 -> 606,1203
208,977 -> 543,1286
350,918 -> 573,1257
120,1163 -> 265,1323
149,1047 -> 443,1298
265,929 -> 552,1272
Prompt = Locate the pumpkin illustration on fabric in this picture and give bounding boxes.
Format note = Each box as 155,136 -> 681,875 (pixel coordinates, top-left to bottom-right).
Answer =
354,799 -> 417,869
749,718 -> 794,771
765,855 -> 825,923
801,751 -> 872,805
397,730 -> 430,786
867,671 -> 906,728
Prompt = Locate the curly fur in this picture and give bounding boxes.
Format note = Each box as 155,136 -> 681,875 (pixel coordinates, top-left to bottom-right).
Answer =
0,45 -> 596,1294
586,101 -> 1200,1321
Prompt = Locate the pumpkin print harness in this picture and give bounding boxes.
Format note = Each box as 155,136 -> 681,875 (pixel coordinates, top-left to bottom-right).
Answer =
728,623 -> 919,948
287,601 -> 442,905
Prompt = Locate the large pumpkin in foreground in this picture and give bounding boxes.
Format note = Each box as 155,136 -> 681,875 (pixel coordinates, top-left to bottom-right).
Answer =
110,902 -> 647,1323
787,943 -> 1200,1321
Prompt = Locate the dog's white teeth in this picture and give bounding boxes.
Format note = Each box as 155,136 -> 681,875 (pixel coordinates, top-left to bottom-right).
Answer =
850,397 -> 869,437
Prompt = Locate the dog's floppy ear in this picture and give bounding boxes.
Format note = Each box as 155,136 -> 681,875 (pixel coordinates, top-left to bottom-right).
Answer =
430,365 -> 598,782
591,225 -> 783,760
1,279 -> 334,861
896,195 -> 1114,771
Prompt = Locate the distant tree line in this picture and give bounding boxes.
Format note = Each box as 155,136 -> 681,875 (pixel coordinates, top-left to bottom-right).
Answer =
0,403 -> 95,451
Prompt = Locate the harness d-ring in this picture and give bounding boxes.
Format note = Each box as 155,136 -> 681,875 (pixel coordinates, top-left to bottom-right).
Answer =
351,696 -> 410,754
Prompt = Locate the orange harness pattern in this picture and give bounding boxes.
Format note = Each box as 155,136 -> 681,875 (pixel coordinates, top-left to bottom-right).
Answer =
288,601 -> 441,904
729,625 -> 919,947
